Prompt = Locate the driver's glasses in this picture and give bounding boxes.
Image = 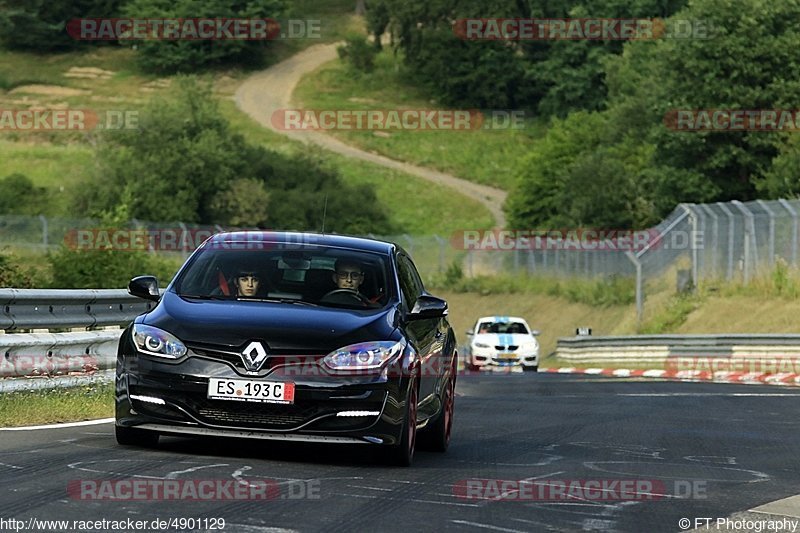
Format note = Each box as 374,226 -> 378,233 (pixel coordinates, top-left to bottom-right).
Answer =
336,271 -> 363,281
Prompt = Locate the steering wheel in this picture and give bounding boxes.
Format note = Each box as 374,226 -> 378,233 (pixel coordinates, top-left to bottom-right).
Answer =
321,289 -> 370,305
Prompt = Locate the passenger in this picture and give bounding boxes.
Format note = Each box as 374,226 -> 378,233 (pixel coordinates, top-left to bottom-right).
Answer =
233,269 -> 263,298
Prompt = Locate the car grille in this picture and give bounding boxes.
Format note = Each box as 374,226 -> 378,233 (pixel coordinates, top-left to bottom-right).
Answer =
195,401 -> 315,427
132,385 -> 381,430
186,341 -> 325,373
494,345 -> 519,352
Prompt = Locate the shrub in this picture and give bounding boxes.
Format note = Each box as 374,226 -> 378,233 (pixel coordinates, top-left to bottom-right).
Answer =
0,174 -> 47,215
337,34 -> 378,73
47,247 -> 183,289
0,251 -> 35,288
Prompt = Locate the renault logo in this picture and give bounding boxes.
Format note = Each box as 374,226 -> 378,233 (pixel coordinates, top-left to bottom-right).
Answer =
241,341 -> 268,372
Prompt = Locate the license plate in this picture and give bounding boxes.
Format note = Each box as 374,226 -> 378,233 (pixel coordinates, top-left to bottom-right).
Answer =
207,378 -> 295,404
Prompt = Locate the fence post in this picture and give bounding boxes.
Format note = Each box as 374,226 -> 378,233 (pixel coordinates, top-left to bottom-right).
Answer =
701,204 -> 719,278
402,234 -> 413,256
779,199 -> 798,266
732,201 -> 757,283
433,235 -> 445,272
38,215 -> 48,250
756,200 -> 775,267
679,204 -> 698,289
626,251 -> 643,324
717,202 -> 735,280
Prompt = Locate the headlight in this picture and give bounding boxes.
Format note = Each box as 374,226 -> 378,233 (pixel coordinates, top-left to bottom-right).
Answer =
323,340 -> 406,371
131,324 -> 187,359
474,342 -> 491,349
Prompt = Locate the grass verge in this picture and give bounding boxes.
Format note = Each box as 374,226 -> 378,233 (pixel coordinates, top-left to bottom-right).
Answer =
0,382 -> 113,427
219,99 -> 495,235
294,49 -> 547,190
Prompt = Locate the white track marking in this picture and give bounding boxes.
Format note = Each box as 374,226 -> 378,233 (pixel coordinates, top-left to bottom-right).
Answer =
166,464 -> 229,479
0,418 -> 114,431
451,520 -> 527,533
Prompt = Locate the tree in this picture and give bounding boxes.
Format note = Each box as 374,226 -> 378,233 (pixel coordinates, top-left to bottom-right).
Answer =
0,0 -> 124,51
508,0 -> 800,229
76,76 -> 394,234
0,173 -> 47,215
123,0 -> 287,73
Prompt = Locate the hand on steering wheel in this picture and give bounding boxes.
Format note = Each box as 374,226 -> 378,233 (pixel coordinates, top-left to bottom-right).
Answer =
321,289 -> 370,305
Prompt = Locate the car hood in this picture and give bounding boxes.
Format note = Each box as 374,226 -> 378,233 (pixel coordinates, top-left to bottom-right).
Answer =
143,292 -> 400,352
472,333 -> 535,347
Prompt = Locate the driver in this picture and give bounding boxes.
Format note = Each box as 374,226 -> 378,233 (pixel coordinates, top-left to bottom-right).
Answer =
332,259 -> 365,292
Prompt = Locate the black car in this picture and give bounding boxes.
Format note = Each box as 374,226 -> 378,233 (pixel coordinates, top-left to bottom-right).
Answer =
115,231 -> 457,466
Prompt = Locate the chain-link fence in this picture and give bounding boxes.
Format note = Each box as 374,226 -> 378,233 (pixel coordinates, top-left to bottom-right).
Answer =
3,198 -> 799,321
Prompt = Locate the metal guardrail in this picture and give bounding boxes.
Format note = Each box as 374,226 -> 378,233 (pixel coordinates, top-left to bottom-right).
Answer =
555,334 -> 800,363
0,289 -> 153,331
0,329 -> 122,392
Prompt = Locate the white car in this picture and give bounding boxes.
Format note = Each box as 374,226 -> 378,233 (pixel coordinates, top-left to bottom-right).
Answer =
465,316 -> 540,371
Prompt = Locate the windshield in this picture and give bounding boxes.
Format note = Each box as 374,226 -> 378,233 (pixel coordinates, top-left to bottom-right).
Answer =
477,321 -> 529,335
173,243 -> 393,309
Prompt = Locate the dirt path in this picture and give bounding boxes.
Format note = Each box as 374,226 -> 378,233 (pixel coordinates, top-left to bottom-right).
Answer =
235,43 -> 507,228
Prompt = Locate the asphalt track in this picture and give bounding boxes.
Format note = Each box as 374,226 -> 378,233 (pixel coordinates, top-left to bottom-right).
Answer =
1,374 -> 799,533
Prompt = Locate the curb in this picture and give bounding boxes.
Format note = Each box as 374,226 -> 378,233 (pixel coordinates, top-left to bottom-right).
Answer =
540,367 -> 800,387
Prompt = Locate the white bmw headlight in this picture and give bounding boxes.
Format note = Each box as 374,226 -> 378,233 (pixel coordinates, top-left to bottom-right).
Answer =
132,324 -> 187,359
323,340 -> 406,371
474,342 -> 491,349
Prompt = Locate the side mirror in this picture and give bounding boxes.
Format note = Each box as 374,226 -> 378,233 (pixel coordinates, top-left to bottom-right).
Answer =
408,294 -> 448,320
465,330 -> 474,336
531,330 -> 541,336
128,275 -> 160,302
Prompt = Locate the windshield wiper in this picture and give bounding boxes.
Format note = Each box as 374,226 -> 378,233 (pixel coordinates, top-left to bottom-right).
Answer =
180,294 -> 232,300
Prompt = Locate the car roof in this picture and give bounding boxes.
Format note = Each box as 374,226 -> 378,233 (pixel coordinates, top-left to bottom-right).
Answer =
203,231 -> 397,255
476,316 -> 529,324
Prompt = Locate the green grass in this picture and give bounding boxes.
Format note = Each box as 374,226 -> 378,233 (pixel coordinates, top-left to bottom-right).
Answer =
261,0 -> 365,67
0,141 -> 94,215
0,382 -> 113,427
428,262 -> 636,307
220,100 -> 495,235
294,49 -> 547,190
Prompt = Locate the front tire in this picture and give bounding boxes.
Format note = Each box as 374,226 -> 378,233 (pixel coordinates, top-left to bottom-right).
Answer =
419,357 -> 456,452
383,377 -> 418,467
524,364 -> 538,372
115,425 -> 159,447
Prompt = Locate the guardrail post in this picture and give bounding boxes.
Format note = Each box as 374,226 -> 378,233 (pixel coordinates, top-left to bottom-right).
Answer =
779,199 -> 798,266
